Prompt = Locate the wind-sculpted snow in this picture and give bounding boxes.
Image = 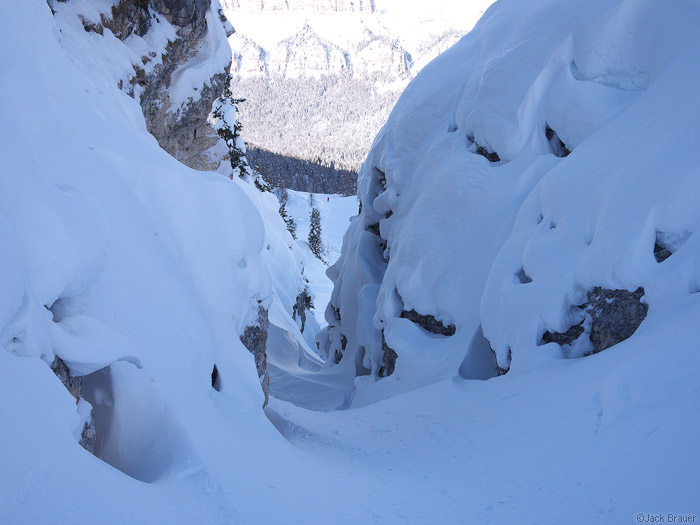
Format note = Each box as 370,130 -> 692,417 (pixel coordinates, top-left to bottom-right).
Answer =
321,0 -> 700,405
3,0 -> 700,522
0,0 -> 316,519
51,0 -> 235,171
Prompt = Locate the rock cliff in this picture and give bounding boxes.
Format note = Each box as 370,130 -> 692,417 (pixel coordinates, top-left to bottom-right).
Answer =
123,0 -> 233,170
53,0 -> 234,171
221,0 -> 375,13
228,16 -> 429,82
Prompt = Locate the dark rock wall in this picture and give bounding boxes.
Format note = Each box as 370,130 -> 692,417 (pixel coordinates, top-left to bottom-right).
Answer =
538,287 -> 648,356
50,357 -> 96,453
587,287 -> 648,354
240,305 -> 270,407
79,0 -> 231,170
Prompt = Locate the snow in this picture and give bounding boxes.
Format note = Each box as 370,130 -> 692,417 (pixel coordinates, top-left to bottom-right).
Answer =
0,1 -> 311,520
283,190 -> 359,325
224,0 -> 494,59
2,0 -> 700,523
52,0 -> 177,95
323,0 -> 700,399
49,314 -> 143,375
224,0 -> 496,86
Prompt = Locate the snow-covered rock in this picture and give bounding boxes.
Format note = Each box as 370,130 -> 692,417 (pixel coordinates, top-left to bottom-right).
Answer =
321,0 -> 700,406
52,0 -> 233,171
0,0 -> 316,517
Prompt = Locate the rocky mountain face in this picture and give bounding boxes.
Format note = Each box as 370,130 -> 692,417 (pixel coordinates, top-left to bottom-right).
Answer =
44,0 -> 312,411
133,0 -> 231,171
221,0 -> 376,13
220,1 -> 472,191
54,0 -> 234,171
231,23 -> 411,80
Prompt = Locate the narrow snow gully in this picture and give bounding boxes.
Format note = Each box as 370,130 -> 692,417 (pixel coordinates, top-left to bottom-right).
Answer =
254,1 -> 700,521
2,1 -> 700,523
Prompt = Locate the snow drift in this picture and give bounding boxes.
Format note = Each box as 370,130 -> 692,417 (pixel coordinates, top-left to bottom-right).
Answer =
0,0 -> 317,520
319,0 -> 700,405
2,0 -> 700,522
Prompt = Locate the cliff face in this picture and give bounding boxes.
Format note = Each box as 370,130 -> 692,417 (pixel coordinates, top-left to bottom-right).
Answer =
121,0 -> 233,171
220,0 -> 474,190
231,23 -> 411,81
221,0 -> 375,13
52,0 -> 233,171
136,0 -> 230,171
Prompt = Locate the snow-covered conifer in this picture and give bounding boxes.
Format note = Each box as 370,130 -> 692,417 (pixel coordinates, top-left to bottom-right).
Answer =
308,207 -> 323,260
211,75 -> 271,192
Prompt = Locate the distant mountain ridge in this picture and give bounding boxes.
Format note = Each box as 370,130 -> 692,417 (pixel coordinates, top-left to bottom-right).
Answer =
221,0 -> 485,190
231,22 -> 412,80
225,6 -> 459,81
221,0 -> 376,13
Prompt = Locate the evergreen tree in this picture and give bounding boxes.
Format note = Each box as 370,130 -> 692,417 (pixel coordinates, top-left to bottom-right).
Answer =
277,188 -> 297,239
287,215 -> 298,240
211,75 -> 272,192
308,207 -> 323,260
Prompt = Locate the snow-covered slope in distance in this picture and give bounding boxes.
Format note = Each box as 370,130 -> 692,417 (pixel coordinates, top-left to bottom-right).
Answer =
284,190 -> 359,326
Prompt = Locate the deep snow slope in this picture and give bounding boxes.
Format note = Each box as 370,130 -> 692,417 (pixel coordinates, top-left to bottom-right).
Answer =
283,190 -> 359,322
265,190 -> 359,410
319,0 -> 700,404
3,0 -> 700,523
0,1 -> 315,521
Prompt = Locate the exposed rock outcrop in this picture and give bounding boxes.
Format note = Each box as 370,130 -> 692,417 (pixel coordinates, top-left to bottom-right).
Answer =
144,69 -> 229,171
62,0 -> 232,170
587,287 -> 648,354
654,242 -> 673,263
471,139 -> 500,163
542,323 -> 585,347
292,288 -> 313,333
400,310 -> 456,337
131,0 -> 230,170
540,287 -> 648,355
654,230 -> 690,263
545,125 -> 571,158
50,356 -> 96,453
379,331 -> 397,377
240,305 -> 270,406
